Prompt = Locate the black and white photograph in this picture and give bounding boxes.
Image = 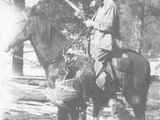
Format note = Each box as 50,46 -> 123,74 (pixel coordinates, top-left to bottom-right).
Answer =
0,0 -> 160,120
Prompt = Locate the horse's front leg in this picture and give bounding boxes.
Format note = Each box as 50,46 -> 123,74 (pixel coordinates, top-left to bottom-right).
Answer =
92,99 -> 101,120
79,100 -> 87,120
57,106 -> 69,120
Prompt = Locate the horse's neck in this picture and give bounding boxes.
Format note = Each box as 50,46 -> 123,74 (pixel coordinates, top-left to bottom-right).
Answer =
121,48 -> 140,56
29,16 -> 67,70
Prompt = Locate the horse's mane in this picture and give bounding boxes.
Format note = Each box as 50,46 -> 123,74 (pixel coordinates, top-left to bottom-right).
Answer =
98,48 -> 145,63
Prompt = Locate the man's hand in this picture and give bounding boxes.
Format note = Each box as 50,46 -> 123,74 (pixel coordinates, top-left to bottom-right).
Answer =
74,10 -> 85,19
84,19 -> 95,27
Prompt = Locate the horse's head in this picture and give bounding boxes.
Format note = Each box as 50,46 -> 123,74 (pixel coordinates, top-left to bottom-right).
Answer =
47,54 -> 67,88
62,52 -> 83,79
47,52 -> 93,88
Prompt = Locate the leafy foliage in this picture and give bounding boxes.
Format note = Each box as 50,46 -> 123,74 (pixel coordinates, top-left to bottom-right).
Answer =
29,0 -> 160,56
118,0 -> 160,55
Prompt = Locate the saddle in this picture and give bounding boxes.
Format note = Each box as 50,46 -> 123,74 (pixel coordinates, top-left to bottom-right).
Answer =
97,48 -> 137,93
98,48 -> 138,73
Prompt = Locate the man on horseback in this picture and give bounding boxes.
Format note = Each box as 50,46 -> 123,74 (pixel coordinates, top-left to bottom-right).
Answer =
84,0 -> 122,87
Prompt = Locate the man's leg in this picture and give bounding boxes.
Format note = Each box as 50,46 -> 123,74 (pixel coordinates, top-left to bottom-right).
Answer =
95,60 -> 108,89
90,34 -> 113,89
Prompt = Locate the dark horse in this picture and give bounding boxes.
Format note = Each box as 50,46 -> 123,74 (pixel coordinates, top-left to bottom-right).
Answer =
63,48 -> 151,120
94,49 -> 151,120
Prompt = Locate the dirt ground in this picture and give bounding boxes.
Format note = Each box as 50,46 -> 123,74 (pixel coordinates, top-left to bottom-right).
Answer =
2,78 -> 160,120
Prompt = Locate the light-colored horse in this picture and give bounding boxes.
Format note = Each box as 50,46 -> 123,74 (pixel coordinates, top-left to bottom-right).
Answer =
6,1 -> 81,119
7,0 -> 74,87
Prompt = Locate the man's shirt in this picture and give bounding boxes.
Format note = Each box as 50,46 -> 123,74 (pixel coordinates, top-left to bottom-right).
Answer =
93,0 -> 120,39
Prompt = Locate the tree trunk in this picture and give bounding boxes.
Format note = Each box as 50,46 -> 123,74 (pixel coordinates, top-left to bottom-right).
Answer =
138,0 -> 146,54
12,0 -> 25,76
12,44 -> 24,76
